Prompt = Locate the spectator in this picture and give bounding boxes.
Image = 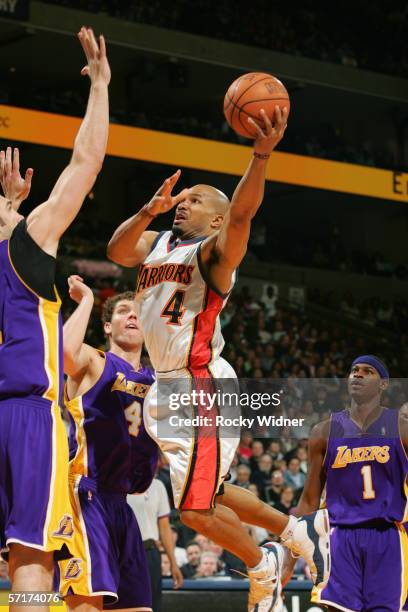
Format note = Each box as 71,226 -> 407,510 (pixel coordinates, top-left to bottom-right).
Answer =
238,431 -> 253,460
251,454 -> 273,499
265,469 -> 285,506
249,440 -> 265,471
195,552 -> 224,578
181,542 -> 202,578
268,440 -> 283,463
235,464 -> 252,489
161,552 -> 172,577
127,479 -> 183,611
194,534 -> 211,551
273,486 -> 296,515
284,457 -> 307,491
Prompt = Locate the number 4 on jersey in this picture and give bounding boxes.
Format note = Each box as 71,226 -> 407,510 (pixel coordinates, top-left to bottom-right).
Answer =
161,289 -> 186,325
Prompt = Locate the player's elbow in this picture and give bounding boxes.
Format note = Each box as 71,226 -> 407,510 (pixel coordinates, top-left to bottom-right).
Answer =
107,240 -> 125,265
107,240 -> 139,268
71,150 -> 104,176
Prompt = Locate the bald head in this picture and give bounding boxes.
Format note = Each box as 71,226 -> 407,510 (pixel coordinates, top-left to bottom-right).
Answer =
172,183 -> 230,239
193,184 -> 230,214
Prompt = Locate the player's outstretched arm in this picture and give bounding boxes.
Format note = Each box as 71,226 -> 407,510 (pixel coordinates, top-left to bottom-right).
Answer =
107,170 -> 188,266
0,147 -> 33,211
25,27 -> 110,257
63,275 -> 100,378
201,106 -> 287,294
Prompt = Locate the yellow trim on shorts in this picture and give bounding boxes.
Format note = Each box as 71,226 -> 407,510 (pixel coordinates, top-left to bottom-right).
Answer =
58,476 -> 92,597
397,523 -> 408,609
403,478 -> 408,523
43,403 -> 73,552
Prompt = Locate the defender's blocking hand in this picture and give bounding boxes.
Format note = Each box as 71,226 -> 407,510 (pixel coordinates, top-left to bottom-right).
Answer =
0,147 -> 33,210
78,27 -> 111,86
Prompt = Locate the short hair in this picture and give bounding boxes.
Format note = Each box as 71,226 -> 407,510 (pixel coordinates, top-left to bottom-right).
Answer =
186,541 -> 201,550
199,552 -> 219,563
102,291 -> 135,325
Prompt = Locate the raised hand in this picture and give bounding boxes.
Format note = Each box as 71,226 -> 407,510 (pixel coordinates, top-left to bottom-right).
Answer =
0,147 -> 33,210
67,275 -> 94,304
78,26 -> 111,86
144,170 -> 189,217
248,105 -> 288,156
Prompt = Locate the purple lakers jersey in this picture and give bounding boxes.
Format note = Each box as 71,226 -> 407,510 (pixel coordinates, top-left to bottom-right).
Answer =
0,220 -> 63,403
324,408 -> 408,525
67,352 -> 158,494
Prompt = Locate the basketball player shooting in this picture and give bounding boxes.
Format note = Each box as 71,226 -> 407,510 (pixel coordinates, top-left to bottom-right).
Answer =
0,27 -> 110,611
108,106 -> 330,611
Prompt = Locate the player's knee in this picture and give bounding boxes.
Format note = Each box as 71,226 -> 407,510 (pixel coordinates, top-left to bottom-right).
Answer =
180,509 -> 213,530
8,545 -> 53,589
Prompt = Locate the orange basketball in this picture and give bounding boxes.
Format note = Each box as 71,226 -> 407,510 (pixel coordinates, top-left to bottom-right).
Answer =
223,72 -> 290,139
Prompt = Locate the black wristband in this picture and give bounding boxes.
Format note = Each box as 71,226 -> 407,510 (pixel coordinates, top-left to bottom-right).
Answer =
253,152 -> 270,160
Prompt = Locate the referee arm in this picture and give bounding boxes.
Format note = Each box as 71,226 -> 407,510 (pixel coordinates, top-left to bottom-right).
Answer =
158,517 -> 183,590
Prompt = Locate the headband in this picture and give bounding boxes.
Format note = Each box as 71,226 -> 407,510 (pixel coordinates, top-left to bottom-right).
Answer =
351,355 -> 389,379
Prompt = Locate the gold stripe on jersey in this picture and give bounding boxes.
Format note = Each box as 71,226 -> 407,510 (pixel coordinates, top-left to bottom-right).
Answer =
403,478 -> 408,523
0,330 -> 2,344
68,396 -> 89,478
39,298 -> 61,404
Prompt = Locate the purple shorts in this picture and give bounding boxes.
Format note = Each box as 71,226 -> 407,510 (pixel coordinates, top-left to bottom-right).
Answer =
58,476 -> 152,610
0,397 -> 73,557
312,521 -> 408,611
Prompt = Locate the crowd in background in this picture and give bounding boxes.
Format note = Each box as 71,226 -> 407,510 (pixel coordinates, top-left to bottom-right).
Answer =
1,274 -> 406,584
44,0 -> 407,78
0,78 -> 403,172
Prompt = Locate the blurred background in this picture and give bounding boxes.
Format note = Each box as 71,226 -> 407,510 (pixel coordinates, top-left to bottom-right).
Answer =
0,2 -> 407,610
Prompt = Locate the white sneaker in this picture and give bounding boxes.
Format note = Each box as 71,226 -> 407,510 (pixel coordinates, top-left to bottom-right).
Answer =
281,509 -> 330,587
248,542 -> 284,612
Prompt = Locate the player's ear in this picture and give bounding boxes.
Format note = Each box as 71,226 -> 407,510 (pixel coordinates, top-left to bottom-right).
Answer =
104,321 -> 112,337
380,379 -> 389,392
210,213 -> 224,229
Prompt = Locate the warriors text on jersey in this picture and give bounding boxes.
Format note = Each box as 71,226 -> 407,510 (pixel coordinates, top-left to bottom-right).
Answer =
0,219 -> 63,402
135,231 -> 235,372
324,408 -> 408,525
67,351 -> 158,494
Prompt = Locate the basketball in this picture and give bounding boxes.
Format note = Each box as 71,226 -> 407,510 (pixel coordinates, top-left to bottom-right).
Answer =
223,72 -> 290,139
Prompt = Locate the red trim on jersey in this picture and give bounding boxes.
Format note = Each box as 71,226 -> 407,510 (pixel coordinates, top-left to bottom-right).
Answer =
187,288 -> 223,370
179,288 -> 223,510
179,368 -> 221,510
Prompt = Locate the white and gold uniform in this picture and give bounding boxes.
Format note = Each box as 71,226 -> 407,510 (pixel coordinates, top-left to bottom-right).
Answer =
136,231 -> 239,509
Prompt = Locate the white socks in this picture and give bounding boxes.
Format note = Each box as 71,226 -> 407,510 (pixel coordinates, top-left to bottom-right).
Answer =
280,515 -> 297,540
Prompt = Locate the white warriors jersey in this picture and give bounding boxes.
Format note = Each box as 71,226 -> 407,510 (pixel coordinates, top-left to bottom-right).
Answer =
135,231 -> 235,372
